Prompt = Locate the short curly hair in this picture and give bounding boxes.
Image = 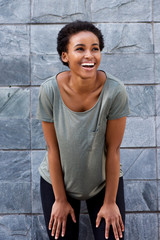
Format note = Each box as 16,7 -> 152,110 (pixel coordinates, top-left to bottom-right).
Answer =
57,20 -> 104,67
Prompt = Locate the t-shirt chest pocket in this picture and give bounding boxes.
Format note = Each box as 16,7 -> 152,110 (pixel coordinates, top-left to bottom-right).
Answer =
88,126 -> 105,151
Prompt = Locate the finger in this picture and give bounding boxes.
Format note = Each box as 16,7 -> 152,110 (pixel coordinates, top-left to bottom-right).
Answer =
112,222 -> 119,240
119,216 -> 124,232
70,209 -> 76,223
105,220 -> 110,239
117,221 -> 123,239
48,214 -> 54,230
96,214 -> 101,228
61,219 -> 67,237
51,218 -> 57,237
55,220 -> 62,239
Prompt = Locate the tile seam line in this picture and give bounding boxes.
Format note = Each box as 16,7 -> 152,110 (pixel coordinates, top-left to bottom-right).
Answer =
152,5 -> 159,239
1,83 -> 160,88
153,3 -> 160,239
0,22 -> 158,26
0,179 -> 159,183
125,211 -> 160,214
28,11 -> 33,220
0,179 -> 158,182
124,179 -> 159,182
0,211 -> 159,216
0,53 -> 157,55
0,147 -> 159,151
0,52 -> 157,56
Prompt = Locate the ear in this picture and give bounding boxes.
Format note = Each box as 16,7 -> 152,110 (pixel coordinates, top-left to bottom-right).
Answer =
61,52 -> 69,63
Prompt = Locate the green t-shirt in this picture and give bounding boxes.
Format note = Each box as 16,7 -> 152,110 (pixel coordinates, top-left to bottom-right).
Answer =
36,71 -> 130,200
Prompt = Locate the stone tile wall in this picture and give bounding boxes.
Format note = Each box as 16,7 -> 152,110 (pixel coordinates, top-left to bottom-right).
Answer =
0,0 -> 159,239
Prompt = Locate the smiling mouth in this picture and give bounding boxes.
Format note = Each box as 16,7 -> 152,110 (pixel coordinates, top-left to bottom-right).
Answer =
81,63 -> 95,68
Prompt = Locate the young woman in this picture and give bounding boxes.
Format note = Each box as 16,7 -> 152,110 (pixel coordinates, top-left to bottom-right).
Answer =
37,20 -> 130,240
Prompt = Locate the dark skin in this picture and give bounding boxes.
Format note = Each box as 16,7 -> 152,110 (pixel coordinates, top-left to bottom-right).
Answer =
56,70 -> 106,112
41,31 -> 126,240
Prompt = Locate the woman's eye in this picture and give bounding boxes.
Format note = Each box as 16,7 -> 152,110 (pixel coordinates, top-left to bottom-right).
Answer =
92,47 -> 99,51
76,47 -> 84,51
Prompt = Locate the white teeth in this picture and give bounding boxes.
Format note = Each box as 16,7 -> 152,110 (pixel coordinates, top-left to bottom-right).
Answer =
81,63 -> 95,67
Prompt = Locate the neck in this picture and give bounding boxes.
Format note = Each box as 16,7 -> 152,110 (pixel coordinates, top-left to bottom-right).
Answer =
68,71 -> 98,94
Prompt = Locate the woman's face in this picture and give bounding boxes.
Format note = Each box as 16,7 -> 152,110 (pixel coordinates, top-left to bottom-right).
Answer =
62,31 -> 101,79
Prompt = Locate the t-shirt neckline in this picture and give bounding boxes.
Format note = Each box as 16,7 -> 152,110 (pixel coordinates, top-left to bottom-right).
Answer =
55,71 -> 107,115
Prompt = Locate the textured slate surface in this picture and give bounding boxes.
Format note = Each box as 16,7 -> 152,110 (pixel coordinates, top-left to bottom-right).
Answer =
79,215 -> 94,240
31,0 -> 88,23
91,0 -> 152,22
157,116 -> 160,146
154,0 -> 160,21
0,151 -> 30,181
32,215 -> 48,240
98,23 -> 153,53
0,215 -> 32,240
31,119 -> 46,149
31,0 -> 153,23
0,56 -> 30,86
0,182 -> 31,213
156,85 -> 160,115
159,214 -> 160,238
154,24 -> 160,53
100,53 -> 154,84
158,149 -> 160,180
126,85 -> 155,117
0,88 -> 30,118
0,0 -> 30,23
0,25 -> 29,55
31,150 -> 46,213
31,55 -> 68,85
0,151 -> 31,213
121,149 -> 156,180
125,213 -> 158,240
124,181 -> 158,211
122,117 -> 156,147
31,87 -> 39,118
31,25 -> 62,54
81,201 -> 88,213
155,54 -> 160,83
159,180 -> 160,211
0,119 -> 31,149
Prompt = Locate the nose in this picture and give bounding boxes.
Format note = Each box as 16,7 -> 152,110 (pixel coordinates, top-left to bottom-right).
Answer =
84,50 -> 93,59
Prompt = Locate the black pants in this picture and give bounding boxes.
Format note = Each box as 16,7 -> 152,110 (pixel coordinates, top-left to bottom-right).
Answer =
40,177 -> 125,240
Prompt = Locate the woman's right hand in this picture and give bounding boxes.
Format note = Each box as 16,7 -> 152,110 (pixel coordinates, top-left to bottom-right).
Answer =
49,200 -> 76,239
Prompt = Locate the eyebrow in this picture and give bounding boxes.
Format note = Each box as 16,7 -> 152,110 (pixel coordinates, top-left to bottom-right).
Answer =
74,43 -> 99,48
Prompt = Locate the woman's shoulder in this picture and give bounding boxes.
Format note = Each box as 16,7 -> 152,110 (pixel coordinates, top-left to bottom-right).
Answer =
99,71 -> 128,103
105,72 -> 124,87
40,75 -> 57,89
39,75 -> 58,103
56,71 -> 70,88
103,71 -> 126,94
56,71 -> 70,80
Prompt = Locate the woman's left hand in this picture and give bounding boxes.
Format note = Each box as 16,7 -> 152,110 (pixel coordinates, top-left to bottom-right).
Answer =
96,202 -> 124,240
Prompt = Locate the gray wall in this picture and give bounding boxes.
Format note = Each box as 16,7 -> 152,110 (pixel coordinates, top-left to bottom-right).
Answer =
0,0 -> 159,239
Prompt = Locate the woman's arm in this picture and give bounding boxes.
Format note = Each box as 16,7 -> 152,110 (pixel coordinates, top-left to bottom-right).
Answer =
41,121 -> 76,239
42,121 -> 66,201
96,116 -> 127,240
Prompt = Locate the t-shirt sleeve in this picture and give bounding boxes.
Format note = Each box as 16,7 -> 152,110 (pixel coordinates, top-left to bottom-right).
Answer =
108,84 -> 130,120
36,84 -> 54,122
